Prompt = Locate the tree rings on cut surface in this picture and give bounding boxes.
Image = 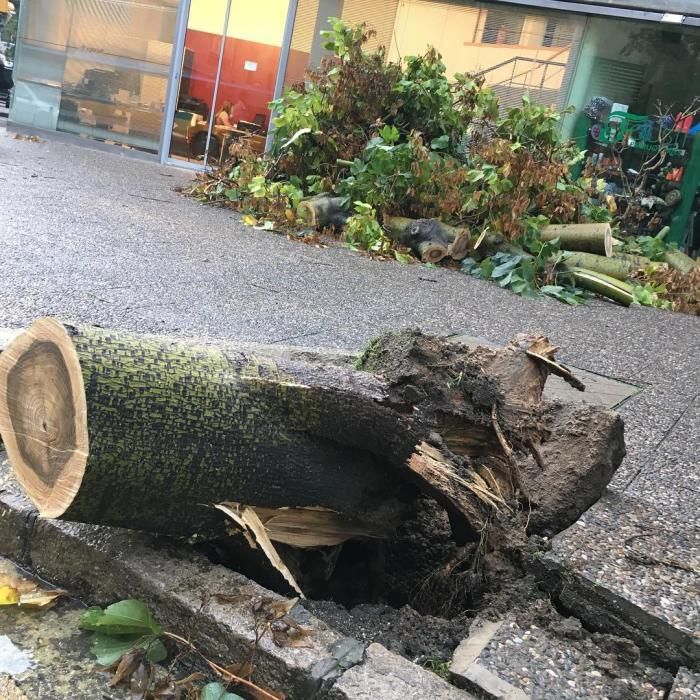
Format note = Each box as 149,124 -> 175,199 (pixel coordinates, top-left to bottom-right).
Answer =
0,317 -> 88,518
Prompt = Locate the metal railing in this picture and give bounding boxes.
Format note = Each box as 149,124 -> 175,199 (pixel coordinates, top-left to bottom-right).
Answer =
475,55 -> 567,91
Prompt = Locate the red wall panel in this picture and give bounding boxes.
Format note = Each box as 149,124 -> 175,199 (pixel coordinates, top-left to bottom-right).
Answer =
183,29 -> 283,127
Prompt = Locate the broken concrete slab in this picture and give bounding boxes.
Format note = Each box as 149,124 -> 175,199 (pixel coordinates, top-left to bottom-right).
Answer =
669,668 -> 700,699
328,643 -> 473,699
451,603 -> 672,700
541,492 -> 700,669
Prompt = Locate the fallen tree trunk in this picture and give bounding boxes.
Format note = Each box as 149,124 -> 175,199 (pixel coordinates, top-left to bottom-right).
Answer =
0,319 -> 624,553
297,194 -> 349,230
569,269 -> 634,306
384,216 -> 470,262
562,252 -> 634,280
541,223 -> 613,257
664,249 -> 698,274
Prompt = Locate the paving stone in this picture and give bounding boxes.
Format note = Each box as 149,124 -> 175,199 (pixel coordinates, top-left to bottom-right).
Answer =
327,643 -> 473,699
543,492 -> 700,668
460,611 -> 670,700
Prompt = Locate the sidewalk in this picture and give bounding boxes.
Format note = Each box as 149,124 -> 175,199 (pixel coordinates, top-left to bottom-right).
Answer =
1,129 -> 698,684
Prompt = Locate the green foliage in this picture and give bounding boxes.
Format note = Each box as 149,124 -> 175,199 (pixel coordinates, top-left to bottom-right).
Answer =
80,600 -> 167,666
619,235 -> 675,261
461,235 -> 589,305
631,282 -> 673,309
392,49 -> 498,153
201,682 -> 244,700
342,202 -> 393,255
419,656 -> 451,680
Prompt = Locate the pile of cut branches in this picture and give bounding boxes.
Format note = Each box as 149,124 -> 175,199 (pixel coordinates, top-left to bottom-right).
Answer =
183,19 -> 698,313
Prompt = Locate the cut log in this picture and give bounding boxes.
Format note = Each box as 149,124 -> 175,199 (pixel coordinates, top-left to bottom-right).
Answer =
562,252 -> 634,280
569,269 -> 634,306
297,194 -> 349,229
612,252 -> 653,269
664,249 -> 698,274
0,320 -> 625,553
384,216 -> 469,262
541,223 -> 613,257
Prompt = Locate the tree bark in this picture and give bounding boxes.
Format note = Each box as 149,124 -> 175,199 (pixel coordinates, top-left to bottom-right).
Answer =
562,252 -> 634,280
297,194 -> 349,229
0,319 -> 625,548
541,223 -> 613,257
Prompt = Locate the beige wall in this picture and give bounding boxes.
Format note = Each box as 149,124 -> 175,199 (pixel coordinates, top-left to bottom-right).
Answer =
389,0 -> 574,90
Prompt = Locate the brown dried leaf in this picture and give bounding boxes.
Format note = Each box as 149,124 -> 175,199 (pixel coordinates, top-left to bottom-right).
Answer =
271,628 -> 312,649
110,648 -> 147,688
129,661 -> 153,699
18,589 -> 65,609
254,596 -> 299,622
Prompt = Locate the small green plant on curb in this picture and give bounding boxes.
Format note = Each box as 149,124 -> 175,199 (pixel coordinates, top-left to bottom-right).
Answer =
80,599 -> 167,665
79,599 -> 281,699
342,202 -> 392,255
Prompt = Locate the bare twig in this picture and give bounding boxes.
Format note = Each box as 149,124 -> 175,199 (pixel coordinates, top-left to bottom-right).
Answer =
162,632 -> 281,700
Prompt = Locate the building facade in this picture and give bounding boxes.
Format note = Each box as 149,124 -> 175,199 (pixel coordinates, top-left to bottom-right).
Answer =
6,0 -> 700,167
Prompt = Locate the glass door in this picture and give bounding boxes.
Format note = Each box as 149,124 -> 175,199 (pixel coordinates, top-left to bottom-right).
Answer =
166,0 -> 290,167
167,0 -> 229,163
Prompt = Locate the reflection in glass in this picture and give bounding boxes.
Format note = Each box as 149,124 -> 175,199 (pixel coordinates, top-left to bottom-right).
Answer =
11,0 -> 178,152
168,0 -> 289,165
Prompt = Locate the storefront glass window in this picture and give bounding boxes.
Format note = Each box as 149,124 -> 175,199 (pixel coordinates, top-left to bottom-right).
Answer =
11,0 -> 178,152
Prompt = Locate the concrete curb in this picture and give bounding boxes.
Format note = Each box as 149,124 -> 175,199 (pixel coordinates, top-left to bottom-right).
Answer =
0,454 -> 470,699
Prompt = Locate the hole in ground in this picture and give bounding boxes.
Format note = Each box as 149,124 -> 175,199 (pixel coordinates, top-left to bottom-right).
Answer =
194,495 -> 538,663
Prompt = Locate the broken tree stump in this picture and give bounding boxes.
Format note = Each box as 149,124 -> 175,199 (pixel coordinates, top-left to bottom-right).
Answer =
0,319 -> 625,550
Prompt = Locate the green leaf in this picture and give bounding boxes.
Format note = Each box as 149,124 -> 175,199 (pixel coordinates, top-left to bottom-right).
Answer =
491,256 -> 523,278
394,251 -> 414,264
80,606 -> 105,631
200,682 -> 244,700
91,633 -> 166,666
430,135 -> 449,150
94,600 -> 161,636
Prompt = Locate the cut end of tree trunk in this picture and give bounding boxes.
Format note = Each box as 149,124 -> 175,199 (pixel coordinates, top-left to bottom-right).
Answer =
447,229 -> 471,261
418,241 -> 448,263
0,317 -> 89,518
